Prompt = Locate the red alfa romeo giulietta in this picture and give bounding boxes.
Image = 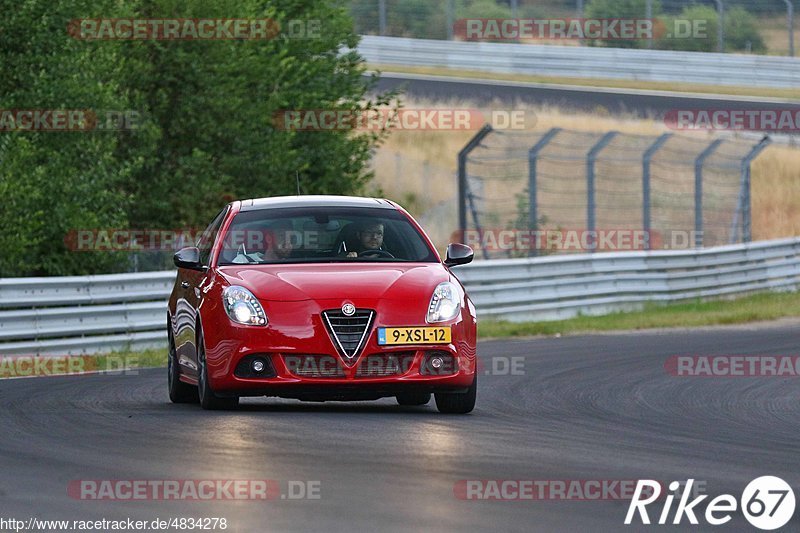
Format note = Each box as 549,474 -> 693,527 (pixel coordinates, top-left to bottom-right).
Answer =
167,195 -> 477,413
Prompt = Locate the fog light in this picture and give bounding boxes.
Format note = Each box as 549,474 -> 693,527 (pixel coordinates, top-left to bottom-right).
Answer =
251,359 -> 265,373
430,356 -> 444,369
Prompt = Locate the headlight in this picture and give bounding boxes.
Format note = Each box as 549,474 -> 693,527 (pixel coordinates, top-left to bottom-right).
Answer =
223,286 -> 267,326
427,281 -> 461,323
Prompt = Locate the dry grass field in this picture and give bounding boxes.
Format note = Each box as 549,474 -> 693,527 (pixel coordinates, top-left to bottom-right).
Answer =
368,98 -> 800,249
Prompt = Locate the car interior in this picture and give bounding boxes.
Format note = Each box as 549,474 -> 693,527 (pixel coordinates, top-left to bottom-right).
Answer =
218,213 -> 435,264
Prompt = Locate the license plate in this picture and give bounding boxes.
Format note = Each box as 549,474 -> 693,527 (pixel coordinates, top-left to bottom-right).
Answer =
377,326 -> 451,345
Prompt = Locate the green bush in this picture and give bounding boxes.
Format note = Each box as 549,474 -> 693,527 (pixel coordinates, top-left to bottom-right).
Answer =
724,6 -> 766,53
457,0 -> 514,20
388,0 -> 448,39
657,5 -> 765,53
584,0 -> 662,48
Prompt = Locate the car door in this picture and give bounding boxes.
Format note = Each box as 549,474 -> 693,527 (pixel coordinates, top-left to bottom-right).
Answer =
177,207 -> 228,378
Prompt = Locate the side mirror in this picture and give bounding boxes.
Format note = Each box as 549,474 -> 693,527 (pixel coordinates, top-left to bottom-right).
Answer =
173,247 -> 204,271
444,243 -> 474,267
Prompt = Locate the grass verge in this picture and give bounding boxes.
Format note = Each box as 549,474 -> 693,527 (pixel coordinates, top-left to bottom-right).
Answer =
95,348 -> 167,370
0,347 -> 167,378
370,64 -> 800,100
479,290 -> 800,339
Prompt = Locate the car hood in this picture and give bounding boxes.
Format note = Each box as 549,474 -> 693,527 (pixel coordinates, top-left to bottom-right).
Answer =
218,263 -> 450,302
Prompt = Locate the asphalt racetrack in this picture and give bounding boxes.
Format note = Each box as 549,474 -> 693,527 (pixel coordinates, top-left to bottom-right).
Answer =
1,323 -> 798,532
370,72 -> 800,118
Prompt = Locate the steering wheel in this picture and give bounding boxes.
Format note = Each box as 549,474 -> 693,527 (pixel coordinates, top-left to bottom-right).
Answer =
358,249 -> 395,259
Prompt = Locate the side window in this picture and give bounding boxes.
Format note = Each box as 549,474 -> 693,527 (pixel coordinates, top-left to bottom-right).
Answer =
197,208 -> 228,266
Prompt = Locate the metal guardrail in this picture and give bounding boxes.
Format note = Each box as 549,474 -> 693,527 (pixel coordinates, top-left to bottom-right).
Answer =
358,36 -> 800,89
1,237 -> 798,354
0,272 -> 175,355
456,237 -> 800,321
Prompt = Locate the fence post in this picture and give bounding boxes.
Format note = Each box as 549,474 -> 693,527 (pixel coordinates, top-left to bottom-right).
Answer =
457,124 -> 493,243
378,0 -> 387,36
446,0 -> 455,40
642,133 -> 672,250
715,0 -> 725,52
784,0 -> 795,57
730,136 -> 771,243
694,139 -> 724,248
586,132 -> 618,251
528,128 -> 562,257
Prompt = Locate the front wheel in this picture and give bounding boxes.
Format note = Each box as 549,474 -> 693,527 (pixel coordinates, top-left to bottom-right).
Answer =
197,327 -> 239,411
435,373 -> 476,414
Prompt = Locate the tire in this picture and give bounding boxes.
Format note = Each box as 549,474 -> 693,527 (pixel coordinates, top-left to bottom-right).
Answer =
197,327 -> 239,411
435,373 -> 477,414
168,325 -> 198,403
396,392 -> 431,406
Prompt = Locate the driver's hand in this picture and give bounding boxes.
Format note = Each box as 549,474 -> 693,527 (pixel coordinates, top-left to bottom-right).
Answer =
346,251 -> 357,258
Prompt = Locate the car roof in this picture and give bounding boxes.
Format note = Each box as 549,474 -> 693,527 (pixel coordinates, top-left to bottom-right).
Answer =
238,195 -> 397,212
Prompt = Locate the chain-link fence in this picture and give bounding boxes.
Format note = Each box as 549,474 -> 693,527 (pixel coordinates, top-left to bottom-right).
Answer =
456,126 -> 771,258
349,0 -> 798,56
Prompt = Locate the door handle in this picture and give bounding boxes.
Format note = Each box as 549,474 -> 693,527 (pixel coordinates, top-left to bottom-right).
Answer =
181,281 -> 190,289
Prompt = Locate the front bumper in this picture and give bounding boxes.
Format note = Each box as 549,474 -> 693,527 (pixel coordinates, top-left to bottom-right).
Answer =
201,299 -> 477,400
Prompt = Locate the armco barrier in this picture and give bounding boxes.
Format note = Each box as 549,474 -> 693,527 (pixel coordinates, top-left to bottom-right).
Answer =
0,238 -> 798,355
456,238 -> 800,321
357,35 -> 800,89
0,271 -> 175,356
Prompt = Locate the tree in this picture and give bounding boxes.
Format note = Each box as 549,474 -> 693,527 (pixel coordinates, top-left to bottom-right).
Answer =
0,0 -> 392,276
0,0 -> 135,276
118,0 -> 393,229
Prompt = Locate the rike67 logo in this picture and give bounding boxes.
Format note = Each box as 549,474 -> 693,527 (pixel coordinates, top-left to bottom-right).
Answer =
625,477 -> 795,530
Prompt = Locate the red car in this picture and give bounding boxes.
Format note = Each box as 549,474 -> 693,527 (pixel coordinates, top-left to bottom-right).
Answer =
167,195 -> 477,413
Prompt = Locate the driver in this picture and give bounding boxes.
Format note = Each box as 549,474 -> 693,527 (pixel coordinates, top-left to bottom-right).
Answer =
346,222 -> 384,258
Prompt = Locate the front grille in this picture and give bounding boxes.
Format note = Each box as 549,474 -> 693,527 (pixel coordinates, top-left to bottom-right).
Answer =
322,308 -> 374,360
283,355 -> 345,378
356,352 -> 416,378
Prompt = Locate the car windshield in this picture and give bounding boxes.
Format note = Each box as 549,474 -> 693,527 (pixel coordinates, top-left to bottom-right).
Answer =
217,206 -> 439,265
